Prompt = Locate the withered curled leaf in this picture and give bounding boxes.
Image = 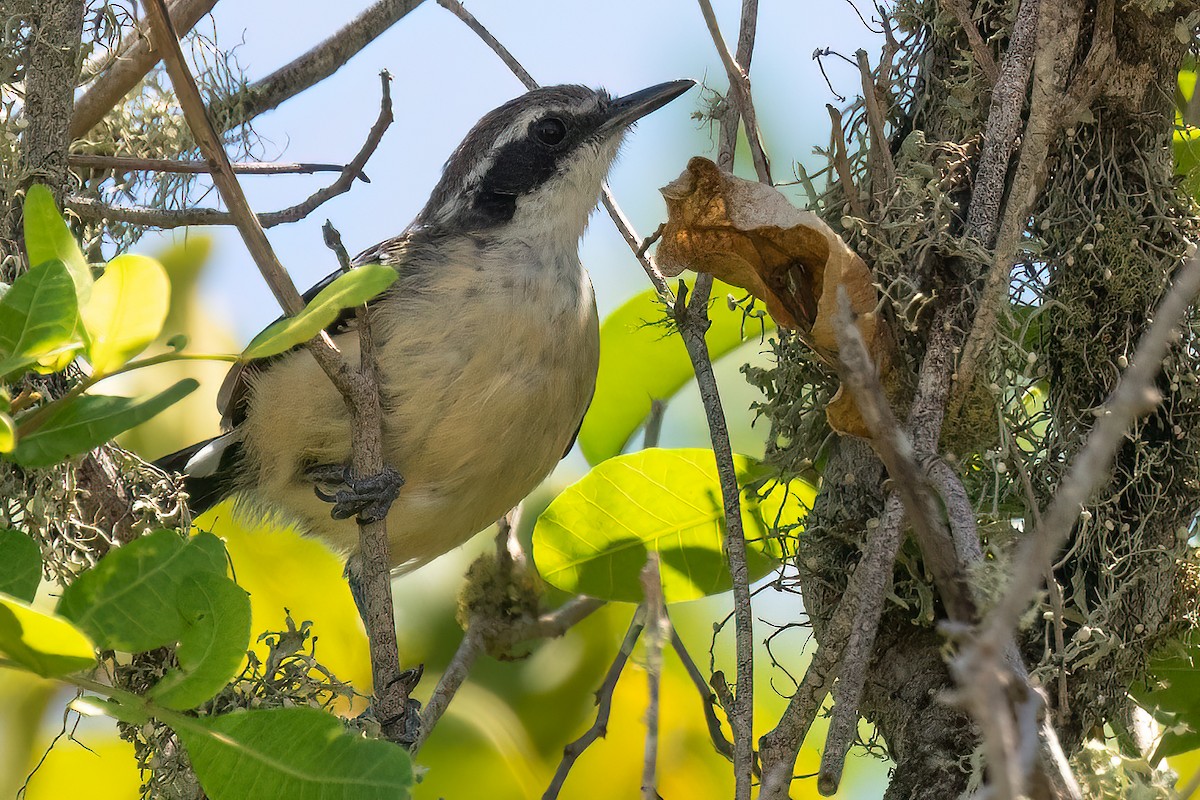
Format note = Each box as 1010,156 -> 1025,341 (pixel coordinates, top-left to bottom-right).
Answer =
657,157 -> 893,437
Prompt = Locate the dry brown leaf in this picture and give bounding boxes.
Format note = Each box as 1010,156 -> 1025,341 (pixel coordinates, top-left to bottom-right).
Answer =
657,157 -> 893,438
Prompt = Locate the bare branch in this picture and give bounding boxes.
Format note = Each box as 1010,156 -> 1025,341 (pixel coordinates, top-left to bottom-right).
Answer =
71,0 -> 216,140
435,0 -> 535,89
964,0 -> 1041,249
67,154 -> 369,179
696,0 -> 771,184
716,0 -> 759,165
671,627 -> 736,764
856,49 -> 897,197
826,104 -> 865,219
65,75 -> 392,231
640,556 -> 666,800
140,0 -> 412,742
544,608 -> 646,800
941,0 -> 1000,85
21,0 -> 87,193
208,0 -> 423,131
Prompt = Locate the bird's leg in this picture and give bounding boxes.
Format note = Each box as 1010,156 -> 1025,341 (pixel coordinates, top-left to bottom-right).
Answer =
343,553 -> 425,746
307,463 -> 405,523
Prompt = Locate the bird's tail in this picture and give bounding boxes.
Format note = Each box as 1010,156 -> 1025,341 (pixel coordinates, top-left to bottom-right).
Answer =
155,433 -> 243,515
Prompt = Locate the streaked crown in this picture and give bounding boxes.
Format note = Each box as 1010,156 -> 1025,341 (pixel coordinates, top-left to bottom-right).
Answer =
416,81 -> 693,236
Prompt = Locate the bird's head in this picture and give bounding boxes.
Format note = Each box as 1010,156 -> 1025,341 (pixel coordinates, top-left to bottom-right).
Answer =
416,80 -> 694,245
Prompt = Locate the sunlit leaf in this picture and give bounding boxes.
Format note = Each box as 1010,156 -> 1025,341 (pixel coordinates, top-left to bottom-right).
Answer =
176,707 -> 413,800
533,448 -> 814,603
0,259 -> 83,380
241,264 -> 398,360
578,281 -> 772,465
81,254 -> 170,374
0,592 -> 95,677
11,378 -> 197,467
22,184 -> 92,302
0,529 -> 41,602
57,530 -> 226,652
0,412 -> 13,454
1135,632 -> 1200,760
150,572 -> 251,710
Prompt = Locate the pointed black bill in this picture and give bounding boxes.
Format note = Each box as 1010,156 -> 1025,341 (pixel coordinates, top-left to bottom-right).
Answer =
601,79 -> 696,134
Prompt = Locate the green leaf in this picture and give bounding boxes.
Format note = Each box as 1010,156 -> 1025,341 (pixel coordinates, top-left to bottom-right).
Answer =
81,254 -> 170,374
0,529 -> 41,602
177,707 -> 413,800
0,259 -> 83,380
57,530 -> 227,652
533,448 -> 815,603
0,412 -> 13,453
0,592 -> 95,677
150,573 -> 251,710
578,280 -> 774,465
11,378 -> 197,467
22,185 -> 92,302
1135,633 -> 1200,760
241,265 -> 398,360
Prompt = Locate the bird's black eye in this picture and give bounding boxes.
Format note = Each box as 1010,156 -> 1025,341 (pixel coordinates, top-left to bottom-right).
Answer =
533,117 -> 567,146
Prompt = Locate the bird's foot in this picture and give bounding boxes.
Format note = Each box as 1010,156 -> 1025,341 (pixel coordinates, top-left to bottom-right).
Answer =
307,463 -> 404,523
358,667 -> 424,746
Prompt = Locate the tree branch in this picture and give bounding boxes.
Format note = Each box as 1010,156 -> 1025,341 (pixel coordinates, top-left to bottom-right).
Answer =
140,0 -> 411,742
640,556 -> 666,800
65,75 -> 392,231
21,0 -> 87,193
208,0 -> 424,131
70,0 -> 217,140
67,153 -> 369,179
696,0 -> 771,183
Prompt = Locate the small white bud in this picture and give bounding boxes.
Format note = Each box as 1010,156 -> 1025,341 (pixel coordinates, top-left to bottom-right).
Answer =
1117,355 -> 1128,368
1026,352 -> 1038,364
995,461 -> 1008,474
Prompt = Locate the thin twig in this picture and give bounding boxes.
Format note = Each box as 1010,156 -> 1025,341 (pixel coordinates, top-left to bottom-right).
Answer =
71,0 -> 216,140
435,0 -> 535,88
640,556 -> 666,800
140,0 -> 411,741
671,627 -> 736,764
68,153 -> 369,179
695,0 -> 771,184
856,49 -> 897,198
208,0 -> 424,131
66,74 -> 393,231
544,608 -> 647,800
826,104 -> 865,218
941,0 -> 1000,85
963,0 -> 1041,249
716,0 -> 759,166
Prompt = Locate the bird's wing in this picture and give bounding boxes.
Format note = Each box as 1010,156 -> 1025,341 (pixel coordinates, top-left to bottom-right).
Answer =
216,233 -> 413,430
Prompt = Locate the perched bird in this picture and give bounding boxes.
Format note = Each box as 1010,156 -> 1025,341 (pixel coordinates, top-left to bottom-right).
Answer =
158,80 -> 694,573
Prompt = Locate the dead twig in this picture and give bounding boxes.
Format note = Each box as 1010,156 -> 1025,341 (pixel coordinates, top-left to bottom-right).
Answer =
66,74 -> 393,231
67,153 -> 369,179
543,607 -> 647,800
941,0 -> 999,85
71,0 -> 216,140
671,627 -> 736,764
856,49 -> 896,197
826,104 -> 865,219
640,556 -> 667,800
208,0 -> 423,131
140,0 -> 411,742
696,0 -> 771,184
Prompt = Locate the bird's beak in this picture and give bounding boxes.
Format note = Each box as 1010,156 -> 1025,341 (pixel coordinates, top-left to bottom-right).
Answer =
600,79 -> 696,134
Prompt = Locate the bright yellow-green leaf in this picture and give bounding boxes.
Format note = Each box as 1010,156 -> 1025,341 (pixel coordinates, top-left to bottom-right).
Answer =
0,412 -> 13,453
81,254 -> 170,374
22,185 -> 92,303
0,592 -> 96,677
533,448 -> 815,604
176,707 -> 413,800
579,280 -> 774,465
11,379 -> 197,467
241,264 -> 398,360
0,259 -> 83,380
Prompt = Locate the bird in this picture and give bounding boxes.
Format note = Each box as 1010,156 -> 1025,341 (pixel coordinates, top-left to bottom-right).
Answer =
157,79 -> 695,574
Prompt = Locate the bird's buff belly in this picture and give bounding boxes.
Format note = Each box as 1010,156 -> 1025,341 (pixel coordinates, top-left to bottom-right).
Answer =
236,298 -> 598,571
